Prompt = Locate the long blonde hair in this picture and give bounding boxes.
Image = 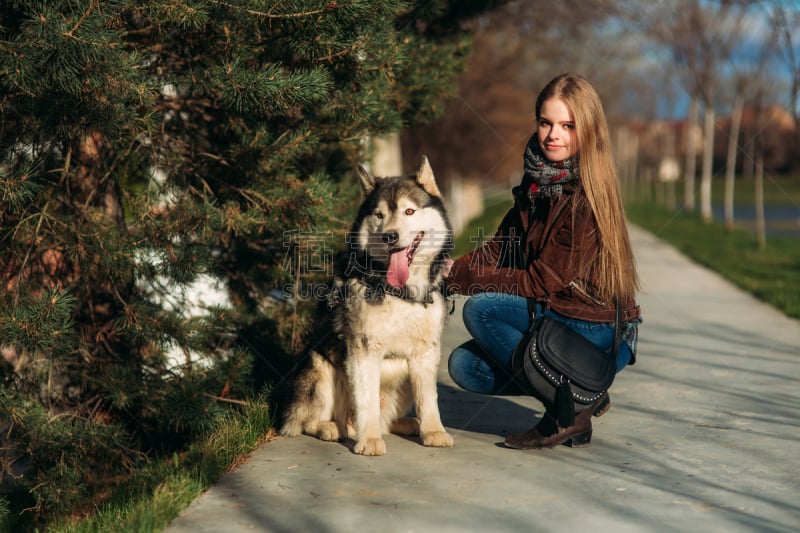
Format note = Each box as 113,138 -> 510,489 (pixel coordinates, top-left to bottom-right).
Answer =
536,73 -> 640,301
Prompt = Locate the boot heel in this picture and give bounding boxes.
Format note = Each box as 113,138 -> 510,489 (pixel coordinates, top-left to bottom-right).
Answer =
592,394 -> 611,417
564,430 -> 592,447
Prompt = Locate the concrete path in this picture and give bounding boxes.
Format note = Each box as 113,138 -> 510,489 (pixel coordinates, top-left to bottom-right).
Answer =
165,226 -> 800,533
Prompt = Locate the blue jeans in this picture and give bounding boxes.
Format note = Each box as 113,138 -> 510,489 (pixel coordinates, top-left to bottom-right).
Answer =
447,292 -> 632,395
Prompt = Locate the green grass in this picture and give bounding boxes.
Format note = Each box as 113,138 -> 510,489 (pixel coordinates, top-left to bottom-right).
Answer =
708,175 -> 800,206
649,175 -> 800,206
625,202 -> 800,319
43,399 -> 273,533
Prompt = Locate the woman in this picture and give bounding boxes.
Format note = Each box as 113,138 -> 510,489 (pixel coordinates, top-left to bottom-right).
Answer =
444,73 -> 642,449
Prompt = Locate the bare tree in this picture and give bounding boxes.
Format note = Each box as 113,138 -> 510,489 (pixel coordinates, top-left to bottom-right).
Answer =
684,97 -> 699,211
721,8 -> 780,234
699,103 -> 715,222
764,0 -> 800,181
735,1 -> 798,246
753,92 -> 768,249
768,0 -> 800,132
724,93 -> 744,231
635,0 -> 748,220
682,2 -> 748,222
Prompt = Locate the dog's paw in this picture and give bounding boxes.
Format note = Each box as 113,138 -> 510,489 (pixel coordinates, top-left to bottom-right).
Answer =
316,421 -> 343,442
354,437 -> 386,456
422,430 -> 454,448
390,417 -> 420,436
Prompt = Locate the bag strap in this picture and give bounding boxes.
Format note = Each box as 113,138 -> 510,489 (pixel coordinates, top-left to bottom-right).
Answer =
612,299 -> 621,358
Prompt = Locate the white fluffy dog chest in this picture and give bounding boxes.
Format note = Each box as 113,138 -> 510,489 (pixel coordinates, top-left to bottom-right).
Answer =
345,287 -> 445,357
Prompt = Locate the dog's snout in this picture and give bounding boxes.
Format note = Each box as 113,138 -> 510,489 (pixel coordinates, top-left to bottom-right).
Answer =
382,231 -> 399,245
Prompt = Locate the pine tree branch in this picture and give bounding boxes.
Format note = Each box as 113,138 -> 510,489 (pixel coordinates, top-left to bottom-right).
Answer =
203,393 -> 249,406
14,207 -> 48,305
65,0 -> 97,38
64,144 -> 73,182
61,0 -> 118,48
211,0 -> 345,19
316,38 -> 365,63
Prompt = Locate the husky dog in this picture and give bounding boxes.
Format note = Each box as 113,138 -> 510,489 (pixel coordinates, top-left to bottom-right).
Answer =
280,156 -> 454,456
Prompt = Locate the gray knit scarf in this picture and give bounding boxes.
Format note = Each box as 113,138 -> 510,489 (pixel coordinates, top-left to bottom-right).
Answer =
522,134 -> 579,205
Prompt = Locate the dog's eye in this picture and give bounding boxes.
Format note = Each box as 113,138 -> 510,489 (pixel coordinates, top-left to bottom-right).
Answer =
404,208 -> 415,216
375,212 -> 384,219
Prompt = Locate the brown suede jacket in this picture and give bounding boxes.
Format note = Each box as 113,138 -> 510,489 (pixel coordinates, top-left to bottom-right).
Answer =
446,182 -> 641,323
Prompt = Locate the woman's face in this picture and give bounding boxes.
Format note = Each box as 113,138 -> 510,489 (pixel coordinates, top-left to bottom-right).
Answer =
537,98 -> 578,162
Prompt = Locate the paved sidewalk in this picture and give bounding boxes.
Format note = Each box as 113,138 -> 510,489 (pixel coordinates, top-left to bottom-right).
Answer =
165,226 -> 800,533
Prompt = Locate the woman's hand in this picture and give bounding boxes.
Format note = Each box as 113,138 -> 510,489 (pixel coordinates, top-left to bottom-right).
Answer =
442,256 -> 454,277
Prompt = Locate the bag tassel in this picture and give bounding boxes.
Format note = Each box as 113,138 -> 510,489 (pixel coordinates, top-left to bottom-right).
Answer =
555,378 -> 575,428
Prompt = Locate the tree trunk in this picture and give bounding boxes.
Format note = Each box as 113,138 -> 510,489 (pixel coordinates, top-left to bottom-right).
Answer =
684,97 -> 698,211
371,133 -> 403,176
743,135 -> 755,179
755,152 -> 766,250
724,94 -> 743,231
700,104 -> 715,223
665,126 -> 677,210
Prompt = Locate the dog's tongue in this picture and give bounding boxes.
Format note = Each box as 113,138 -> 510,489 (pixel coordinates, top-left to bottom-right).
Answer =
386,247 -> 410,288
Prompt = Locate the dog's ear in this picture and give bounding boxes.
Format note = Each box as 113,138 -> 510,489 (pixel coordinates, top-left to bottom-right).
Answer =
357,165 -> 377,196
416,155 -> 441,198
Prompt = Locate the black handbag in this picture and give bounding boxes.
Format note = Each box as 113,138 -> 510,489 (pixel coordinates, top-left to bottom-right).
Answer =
508,194 -> 622,427
511,301 -> 621,428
